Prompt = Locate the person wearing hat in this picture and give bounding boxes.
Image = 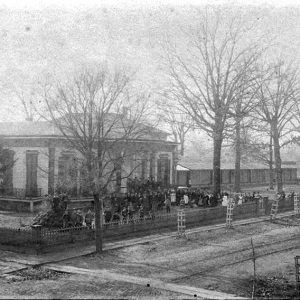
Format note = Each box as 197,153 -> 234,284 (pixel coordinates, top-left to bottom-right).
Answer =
52,194 -> 60,212
85,209 -> 93,229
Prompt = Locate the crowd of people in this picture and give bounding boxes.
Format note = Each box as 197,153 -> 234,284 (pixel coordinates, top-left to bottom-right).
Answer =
100,187 -> 274,223
45,177 -> 296,225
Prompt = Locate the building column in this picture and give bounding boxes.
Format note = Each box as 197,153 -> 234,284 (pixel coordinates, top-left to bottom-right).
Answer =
53,149 -> 61,195
169,152 -> 173,185
146,151 -> 151,179
171,150 -> 179,186
149,152 -> 157,181
76,158 -> 81,198
3,149 -> 14,194
115,157 -> 122,193
154,153 -> 158,181
26,150 -> 39,197
48,147 -> 55,195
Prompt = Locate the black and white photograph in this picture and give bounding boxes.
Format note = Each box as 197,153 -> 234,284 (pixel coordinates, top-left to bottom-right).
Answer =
1,0 -> 300,298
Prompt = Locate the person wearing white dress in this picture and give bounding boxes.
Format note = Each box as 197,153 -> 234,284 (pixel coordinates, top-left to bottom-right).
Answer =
222,194 -> 228,206
183,193 -> 189,207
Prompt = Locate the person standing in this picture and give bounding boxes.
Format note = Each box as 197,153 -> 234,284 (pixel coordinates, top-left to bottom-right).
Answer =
128,201 -> 134,220
52,194 -> 60,212
180,197 -> 185,209
170,189 -> 176,206
62,193 -> 70,210
183,193 -> 189,208
165,196 -> 171,214
139,204 -> 144,220
85,209 -> 93,229
238,194 -> 243,205
222,194 -> 228,206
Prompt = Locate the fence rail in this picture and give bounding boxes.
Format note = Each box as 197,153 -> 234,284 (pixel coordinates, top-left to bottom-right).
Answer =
0,226 -> 34,246
0,188 -> 42,199
0,198 -> 294,252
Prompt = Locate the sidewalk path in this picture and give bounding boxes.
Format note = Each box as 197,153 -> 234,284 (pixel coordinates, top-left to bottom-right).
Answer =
46,263 -> 247,300
0,260 -> 27,276
0,211 -> 294,298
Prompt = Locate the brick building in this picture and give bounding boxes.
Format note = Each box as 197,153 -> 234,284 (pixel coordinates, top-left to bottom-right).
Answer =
0,121 -> 177,197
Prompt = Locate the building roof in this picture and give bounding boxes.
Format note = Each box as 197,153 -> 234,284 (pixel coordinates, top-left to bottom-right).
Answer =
0,119 -> 171,143
177,164 -> 191,171
0,121 -> 60,137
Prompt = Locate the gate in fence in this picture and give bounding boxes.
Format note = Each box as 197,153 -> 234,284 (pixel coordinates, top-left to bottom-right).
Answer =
226,198 -> 234,228
177,209 -> 186,237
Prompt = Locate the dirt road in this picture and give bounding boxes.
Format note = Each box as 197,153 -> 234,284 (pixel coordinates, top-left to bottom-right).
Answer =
1,216 -> 300,298
51,219 -> 300,298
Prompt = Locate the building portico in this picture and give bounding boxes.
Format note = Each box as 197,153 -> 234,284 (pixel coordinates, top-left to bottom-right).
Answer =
0,121 -> 178,197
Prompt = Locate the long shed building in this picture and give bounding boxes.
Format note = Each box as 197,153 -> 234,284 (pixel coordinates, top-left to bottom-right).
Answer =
176,161 -> 297,188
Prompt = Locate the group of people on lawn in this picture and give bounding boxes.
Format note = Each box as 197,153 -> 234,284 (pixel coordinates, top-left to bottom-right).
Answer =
46,176 -> 295,226
100,188 -> 264,221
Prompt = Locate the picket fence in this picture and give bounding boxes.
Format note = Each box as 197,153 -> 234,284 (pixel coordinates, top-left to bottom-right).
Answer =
0,197 -> 294,252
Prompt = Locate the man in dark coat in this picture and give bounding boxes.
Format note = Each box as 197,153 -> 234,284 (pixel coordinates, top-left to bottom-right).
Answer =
52,195 -> 60,212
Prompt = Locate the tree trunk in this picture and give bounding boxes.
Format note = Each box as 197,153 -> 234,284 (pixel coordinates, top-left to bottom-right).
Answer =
93,192 -> 103,253
94,139 -> 104,253
180,124 -> 185,156
86,151 -> 94,191
213,133 -> 222,195
234,118 -> 241,192
180,141 -> 184,156
272,124 -> 283,192
269,134 -> 274,190
114,156 -> 122,193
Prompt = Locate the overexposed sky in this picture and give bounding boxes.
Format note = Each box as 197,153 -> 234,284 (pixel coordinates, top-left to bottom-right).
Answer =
0,0 -> 299,123
1,0 -> 300,9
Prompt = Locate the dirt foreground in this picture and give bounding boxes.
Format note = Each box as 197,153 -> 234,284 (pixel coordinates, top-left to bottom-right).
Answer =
1,218 -> 300,298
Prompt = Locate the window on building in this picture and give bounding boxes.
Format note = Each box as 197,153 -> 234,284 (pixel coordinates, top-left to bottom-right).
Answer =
141,158 -> 147,180
57,152 -> 77,195
157,156 -> 170,187
0,149 -> 14,195
247,170 -> 252,183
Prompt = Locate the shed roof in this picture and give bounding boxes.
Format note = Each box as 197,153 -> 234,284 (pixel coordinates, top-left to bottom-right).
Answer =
178,160 -> 297,171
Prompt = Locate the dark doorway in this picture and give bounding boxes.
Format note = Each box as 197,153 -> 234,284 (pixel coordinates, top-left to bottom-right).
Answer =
157,157 -> 171,187
26,150 -> 38,197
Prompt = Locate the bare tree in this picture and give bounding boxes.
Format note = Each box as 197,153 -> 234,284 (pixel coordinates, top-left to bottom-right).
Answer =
1,71 -> 43,122
242,128 -> 275,190
254,60 -> 299,192
41,64 -> 152,252
228,81 -> 258,192
157,99 -> 193,156
163,7 -> 262,194
12,88 -> 34,121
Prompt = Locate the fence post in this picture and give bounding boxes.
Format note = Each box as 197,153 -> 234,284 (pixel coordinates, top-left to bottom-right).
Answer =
295,256 -> 300,295
258,196 -> 265,216
270,194 -> 279,221
294,194 -> 299,215
31,224 -> 42,254
263,196 -> 269,215
177,208 -> 186,237
226,198 -> 234,229
29,201 -> 34,213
